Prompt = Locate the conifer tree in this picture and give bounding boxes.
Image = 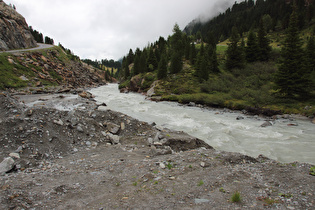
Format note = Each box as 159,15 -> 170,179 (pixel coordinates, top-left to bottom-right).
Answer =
170,52 -> 182,74
147,47 -> 158,71
157,53 -> 168,79
275,4 -> 311,99
133,54 -> 141,75
189,42 -> 197,65
246,30 -> 259,62
139,49 -> 147,73
257,19 -> 271,61
210,46 -> 219,73
225,27 -> 245,70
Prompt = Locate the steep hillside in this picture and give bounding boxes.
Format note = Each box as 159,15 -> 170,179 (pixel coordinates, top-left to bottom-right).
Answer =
0,1 -> 37,51
0,46 -> 107,90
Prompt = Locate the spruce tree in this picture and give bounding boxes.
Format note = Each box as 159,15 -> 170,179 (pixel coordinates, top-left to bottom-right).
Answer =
147,47 -> 158,71
139,49 -> 147,73
189,42 -> 197,65
133,54 -> 141,75
257,19 -> 271,61
210,46 -> 219,73
157,54 -> 168,79
225,27 -> 245,70
275,4 -> 311,99
246,30 -> 259,62
170,52 -> 182,74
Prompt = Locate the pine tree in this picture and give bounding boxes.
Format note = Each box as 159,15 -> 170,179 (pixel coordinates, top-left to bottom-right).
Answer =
147,47 -> 158,71
157,53 -> 168,79
210,46 -> 219,73
189,42 -> 197,65
133,54 -> 141,75
257,19 -> 271,61
139,49 -> 147,73
170,52 -> 182,74
196,43 -> 209,81
246,30 -> 259,62
225,27 -> 245,70
275,4 -> 311,99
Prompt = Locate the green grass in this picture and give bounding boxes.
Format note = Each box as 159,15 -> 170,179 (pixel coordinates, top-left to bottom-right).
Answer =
310,166 -> 315,176
231,191 -> 242,203
197,180 -> 204,186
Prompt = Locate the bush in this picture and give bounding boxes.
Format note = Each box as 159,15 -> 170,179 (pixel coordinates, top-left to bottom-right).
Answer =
231,191 -> 242,203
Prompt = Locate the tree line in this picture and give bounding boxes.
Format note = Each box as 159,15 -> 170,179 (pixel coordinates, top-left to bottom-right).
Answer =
184,0 -> 314,43
121,0 -> 314,100
29,26 -> 54,45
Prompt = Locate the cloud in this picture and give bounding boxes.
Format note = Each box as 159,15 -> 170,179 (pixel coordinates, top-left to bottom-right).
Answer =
5,0 -> 235,60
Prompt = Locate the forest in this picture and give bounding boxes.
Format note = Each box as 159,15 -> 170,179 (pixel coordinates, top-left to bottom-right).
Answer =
119,0 -> 315,115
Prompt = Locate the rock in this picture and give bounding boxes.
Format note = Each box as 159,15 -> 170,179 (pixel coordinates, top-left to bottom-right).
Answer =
260,121 -> 273,127
9,153 -> 20,159
107,133 -> 120,144
195,199 -> 210,204
200,162 -> 206,167
77,125 -> 84,133
53,119 -> 64,126
236,116 -> 244,120
0,1 -> 37,51
120,122 -> 125,130
105,122 -> 120,134
0,157 -> 15,175
79,91 -> 94,99
287,123 -> 298,126
312,118 -> 315,124
19,75 -> 28,81
188,102 -> 196,107
159,163 -> 166,169
148,138 -> 153,144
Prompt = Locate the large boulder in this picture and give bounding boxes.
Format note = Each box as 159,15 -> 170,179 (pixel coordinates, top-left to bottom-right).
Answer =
0,1 -> 37,51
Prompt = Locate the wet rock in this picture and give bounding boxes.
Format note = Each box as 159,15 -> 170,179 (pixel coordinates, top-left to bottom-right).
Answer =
0,157 -> 15,175
312,118 -> 315,124
236,116 -> 244,120
79,91 -> 94,99
260,121 -> 273,127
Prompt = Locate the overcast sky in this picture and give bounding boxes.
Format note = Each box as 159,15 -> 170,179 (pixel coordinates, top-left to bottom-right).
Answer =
5,0 -> 236,60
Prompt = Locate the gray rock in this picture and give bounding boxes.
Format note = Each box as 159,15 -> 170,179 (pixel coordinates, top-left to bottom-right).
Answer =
77,125 -> 84,132
260,121 -> 273,127
107,133 -> 120,144
53,119 -> 64,126
106,122 -> 120,134
0,157 -> 15,175
9,153 -> 20,159
195,198 -> 210,204
236,116 -> 244,120
159,163 -> 166,169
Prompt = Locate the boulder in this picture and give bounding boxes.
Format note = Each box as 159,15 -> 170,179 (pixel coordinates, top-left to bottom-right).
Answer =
0,157 -> 15,175
105,122 -> 120,134
260,121 -> 273,127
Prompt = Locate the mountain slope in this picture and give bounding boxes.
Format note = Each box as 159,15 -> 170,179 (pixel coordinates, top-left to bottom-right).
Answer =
0,1 -> 37,51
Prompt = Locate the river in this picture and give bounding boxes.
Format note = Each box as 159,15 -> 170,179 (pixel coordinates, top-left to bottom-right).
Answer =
90,84 -> 315,164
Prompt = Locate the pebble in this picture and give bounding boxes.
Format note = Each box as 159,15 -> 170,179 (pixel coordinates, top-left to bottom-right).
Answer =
9,153 -> 20,159
159,163 -> 166,169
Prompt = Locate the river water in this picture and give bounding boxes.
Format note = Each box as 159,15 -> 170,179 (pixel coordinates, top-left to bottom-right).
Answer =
90,84 -> 315,164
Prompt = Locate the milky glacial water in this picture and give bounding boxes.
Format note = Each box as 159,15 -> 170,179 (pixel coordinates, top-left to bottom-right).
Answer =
90,84 -> 315,164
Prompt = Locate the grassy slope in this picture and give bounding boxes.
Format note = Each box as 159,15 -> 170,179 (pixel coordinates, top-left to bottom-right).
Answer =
0,46 -> 75,89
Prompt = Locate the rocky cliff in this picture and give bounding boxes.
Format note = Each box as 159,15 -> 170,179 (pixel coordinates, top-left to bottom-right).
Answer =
0,0 -> 37,51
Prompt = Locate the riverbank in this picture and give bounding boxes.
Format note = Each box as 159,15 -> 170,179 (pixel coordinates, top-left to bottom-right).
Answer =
0,89 -> 314,209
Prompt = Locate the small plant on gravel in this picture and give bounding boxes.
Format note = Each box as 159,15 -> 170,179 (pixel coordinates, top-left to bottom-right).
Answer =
188,165 -> 192,168
154,181 -> 159,185
198,180 -> 204,186
231,191 -> 241,203
219,187 -> 226,193
310,166 -> 315,176
166,162 -> 173,170
133,182 -> 138,186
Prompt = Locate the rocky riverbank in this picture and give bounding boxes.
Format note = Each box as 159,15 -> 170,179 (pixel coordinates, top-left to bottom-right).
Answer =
0,89 -> 314,209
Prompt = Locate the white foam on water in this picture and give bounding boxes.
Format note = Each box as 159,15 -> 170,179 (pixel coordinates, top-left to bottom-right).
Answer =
90,84 -> 315,164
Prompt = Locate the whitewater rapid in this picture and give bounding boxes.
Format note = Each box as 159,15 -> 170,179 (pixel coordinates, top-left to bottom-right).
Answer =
90,84 -> 315,164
